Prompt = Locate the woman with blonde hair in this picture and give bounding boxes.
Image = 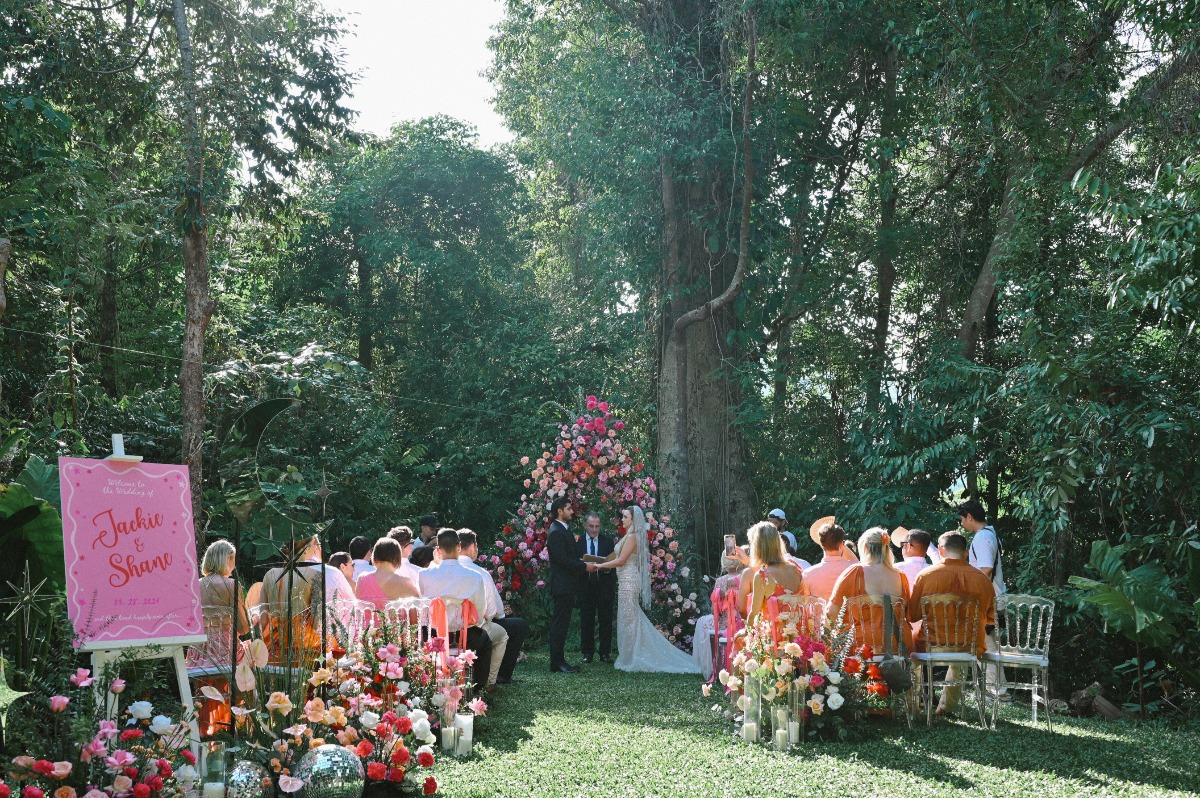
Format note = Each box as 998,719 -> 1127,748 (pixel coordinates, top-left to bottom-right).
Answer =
737,521 -> 805,624
827,526 -> 913,650
188,539 -> 249,735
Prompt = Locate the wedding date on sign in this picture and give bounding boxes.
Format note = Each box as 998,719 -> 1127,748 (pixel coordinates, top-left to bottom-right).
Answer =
59,457 -> 204,650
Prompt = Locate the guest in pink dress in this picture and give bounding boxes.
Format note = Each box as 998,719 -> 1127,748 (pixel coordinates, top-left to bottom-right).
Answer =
354,537 -> 420,611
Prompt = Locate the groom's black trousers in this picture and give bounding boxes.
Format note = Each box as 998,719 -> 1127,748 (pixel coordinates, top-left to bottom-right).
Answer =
549,591 -> 573,670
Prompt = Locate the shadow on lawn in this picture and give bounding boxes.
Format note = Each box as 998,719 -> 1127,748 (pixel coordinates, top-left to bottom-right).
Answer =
844,707 -> 1198,794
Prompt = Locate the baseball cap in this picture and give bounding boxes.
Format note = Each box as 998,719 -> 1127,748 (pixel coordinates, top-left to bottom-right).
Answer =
768,508 -> 787,521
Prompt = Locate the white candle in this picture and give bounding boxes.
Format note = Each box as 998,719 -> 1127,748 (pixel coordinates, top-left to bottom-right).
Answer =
440,726 -> 457,751
741,721 -> 758,742
774,728 -> 789,751
202,784 -> 225,798
455,734 -> 472,756
453,713 -> 474,737
788,720 -> 801,744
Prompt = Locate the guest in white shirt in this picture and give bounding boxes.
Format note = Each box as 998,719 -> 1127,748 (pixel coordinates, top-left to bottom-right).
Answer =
417,529 -> 496,692
960,500 -> 1008,698
780,531 -> 812,571
386,526 -> 424,583
349,536 -> 376,582
459,529 -> 527,685
414,515 -> 439,548
894,528 -> 933,587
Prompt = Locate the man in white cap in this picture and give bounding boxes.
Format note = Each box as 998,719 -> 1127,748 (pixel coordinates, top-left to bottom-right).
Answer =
767,508 -> 787,532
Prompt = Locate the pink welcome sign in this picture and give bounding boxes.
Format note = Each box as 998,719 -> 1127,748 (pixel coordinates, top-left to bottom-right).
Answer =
60,458 -> 204,650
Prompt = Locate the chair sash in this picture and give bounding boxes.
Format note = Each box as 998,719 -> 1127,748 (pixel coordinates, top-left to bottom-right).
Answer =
766,596 -> 782,650
722,590 -> 743,674
430,598 -> 479,674
709,586 -> 723,683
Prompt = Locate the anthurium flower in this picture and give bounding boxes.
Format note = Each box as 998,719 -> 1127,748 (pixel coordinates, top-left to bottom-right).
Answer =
278,776 -> 303,794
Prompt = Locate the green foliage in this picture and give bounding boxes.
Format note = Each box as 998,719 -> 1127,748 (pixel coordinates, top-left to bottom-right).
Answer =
0,483 -> 65,594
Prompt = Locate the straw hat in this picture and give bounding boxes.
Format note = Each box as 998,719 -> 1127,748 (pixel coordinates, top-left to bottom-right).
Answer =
808,515 -> 836,547
891,526 -> 910,545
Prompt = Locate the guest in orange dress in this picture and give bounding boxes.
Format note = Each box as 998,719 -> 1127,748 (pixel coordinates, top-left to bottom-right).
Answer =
826,527 -> 913,651
737,522 -> 805,624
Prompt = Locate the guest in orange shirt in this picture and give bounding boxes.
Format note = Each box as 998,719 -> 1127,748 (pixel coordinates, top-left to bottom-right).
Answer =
907,532 -> 995,714
802,519 -> 858,602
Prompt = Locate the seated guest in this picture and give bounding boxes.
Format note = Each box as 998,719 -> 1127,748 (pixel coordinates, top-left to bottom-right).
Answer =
409,545 -> 437,570
261,535 -> 356,652
802,520 -> 858,602
780,531 -> 812,570
414,514 -> 439,548
328,551 -> 355,587
387,525 -> 424,582
417,529 -> 494,692
738,521 -> 805,624
197,539 -> 250,643
692,557 -> 743,678
459,529 -> 526,685
906,531 -> 996,715
826,527 -> 914,650
894,528 -> 934,587
355,538 -> 420,610
189,539 -> 250,735
348,535 -> 376,582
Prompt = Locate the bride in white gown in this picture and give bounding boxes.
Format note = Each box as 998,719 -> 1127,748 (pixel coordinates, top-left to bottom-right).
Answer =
594,506 -> 701,674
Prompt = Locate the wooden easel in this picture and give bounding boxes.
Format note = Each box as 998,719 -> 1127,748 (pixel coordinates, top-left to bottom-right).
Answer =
82,435 -> 204,757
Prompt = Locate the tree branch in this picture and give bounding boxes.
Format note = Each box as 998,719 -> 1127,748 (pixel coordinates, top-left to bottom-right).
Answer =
671,11 -> 756,337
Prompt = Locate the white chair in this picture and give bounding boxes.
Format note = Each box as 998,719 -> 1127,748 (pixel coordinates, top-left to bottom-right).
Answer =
383,596 -> 434,642
185,605 -> 237,680
775,594 -> 826,640
986,594 -> 1055,729
911,593 -> 989,728
323,598 -> 375,654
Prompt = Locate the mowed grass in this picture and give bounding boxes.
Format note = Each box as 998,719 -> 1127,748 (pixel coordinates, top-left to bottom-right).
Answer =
435,649 -> 1200,798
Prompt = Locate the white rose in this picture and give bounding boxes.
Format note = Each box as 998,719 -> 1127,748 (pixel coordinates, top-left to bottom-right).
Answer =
149,715 -> 173,735
175,765 -> 198,786
827,693 -> 845,710
359,711 -> 380,730
718,669 -> 730,685
431,694 -> 446,707
743,659 -> 760,674
412,718 -> 431,739
410,708 -> 429,724
680,567 -> 690,578
128,701 -> 153,720
827,672 -> 842,685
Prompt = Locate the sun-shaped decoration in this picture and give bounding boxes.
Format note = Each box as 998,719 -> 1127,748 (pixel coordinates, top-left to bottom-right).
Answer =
0,563 -> 54,628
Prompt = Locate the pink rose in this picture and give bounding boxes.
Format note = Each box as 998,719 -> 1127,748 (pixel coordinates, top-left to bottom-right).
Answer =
50,763 -> 72,780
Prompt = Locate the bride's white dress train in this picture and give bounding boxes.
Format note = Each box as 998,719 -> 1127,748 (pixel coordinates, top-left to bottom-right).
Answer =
613,533 -> 701,674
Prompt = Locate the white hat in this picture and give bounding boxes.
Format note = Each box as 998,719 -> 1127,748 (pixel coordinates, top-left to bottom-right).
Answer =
768,508 -> 787,521
781,531 -> 798,550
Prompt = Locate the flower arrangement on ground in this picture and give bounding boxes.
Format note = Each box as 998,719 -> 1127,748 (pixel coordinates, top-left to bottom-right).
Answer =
489,394 -> 701,649
1,672 -> 194,798
714,618 -> 880,741
203,619 -> 478,796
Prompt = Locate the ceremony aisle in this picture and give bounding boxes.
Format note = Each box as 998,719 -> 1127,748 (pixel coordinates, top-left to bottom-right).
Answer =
435,652 -> 1200,798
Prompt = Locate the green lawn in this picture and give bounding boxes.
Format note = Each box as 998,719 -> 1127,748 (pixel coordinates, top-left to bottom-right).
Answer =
435,650 -> 1200,798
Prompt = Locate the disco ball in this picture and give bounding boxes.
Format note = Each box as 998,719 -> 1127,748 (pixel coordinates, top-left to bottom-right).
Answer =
292,744 -> 365,798
226,759 -> 272,798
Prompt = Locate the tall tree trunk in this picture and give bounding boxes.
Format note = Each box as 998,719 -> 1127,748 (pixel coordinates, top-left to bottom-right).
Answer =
97,239 -> 120,397
356,251 -> 374,369
957,172 -> 1016,360
657,10 -> 758,564
0,238 -> 9,323
172,0 -> 214,521
871,45 -> 899,401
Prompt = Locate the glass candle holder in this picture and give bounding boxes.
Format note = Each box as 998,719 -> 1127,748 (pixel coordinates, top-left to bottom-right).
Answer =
200,741 -> 226,798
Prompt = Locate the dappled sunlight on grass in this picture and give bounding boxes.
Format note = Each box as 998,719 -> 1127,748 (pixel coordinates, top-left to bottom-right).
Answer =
433,651 -> 1200,797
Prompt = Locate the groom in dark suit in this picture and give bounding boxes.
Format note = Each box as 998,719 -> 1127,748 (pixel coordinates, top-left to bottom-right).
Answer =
576,511 -> 616,663
547,497 -> 595,673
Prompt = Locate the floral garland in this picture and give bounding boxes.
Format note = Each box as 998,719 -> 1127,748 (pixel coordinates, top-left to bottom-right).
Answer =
487,395 -> 701,650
